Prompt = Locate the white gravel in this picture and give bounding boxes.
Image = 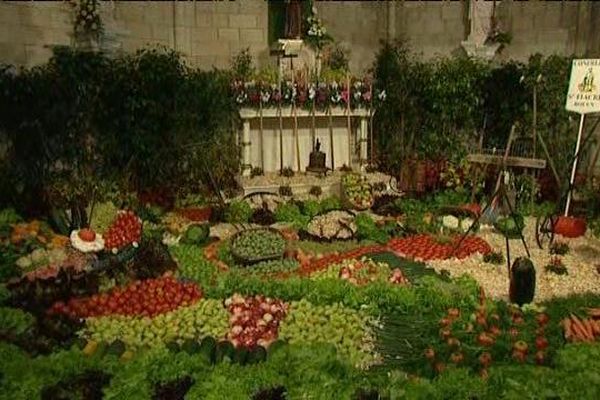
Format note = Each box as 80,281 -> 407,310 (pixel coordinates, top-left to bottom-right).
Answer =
428,217 -> 600,302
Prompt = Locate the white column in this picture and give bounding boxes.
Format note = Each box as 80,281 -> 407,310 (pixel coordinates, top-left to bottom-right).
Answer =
241,119 -> 252,176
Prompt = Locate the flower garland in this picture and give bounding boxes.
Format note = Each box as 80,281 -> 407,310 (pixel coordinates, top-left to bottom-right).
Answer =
231,78 -> 386,111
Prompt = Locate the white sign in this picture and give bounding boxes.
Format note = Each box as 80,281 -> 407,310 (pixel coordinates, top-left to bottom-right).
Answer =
565,59 -> 600,114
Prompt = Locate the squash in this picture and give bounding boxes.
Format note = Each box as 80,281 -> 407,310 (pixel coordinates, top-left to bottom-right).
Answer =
199,336 -> 217,364
215,340 -> 235,363
509,257 -> 536,306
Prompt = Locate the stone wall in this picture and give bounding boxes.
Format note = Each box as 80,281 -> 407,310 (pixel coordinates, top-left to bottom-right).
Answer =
0,1 -> 599,71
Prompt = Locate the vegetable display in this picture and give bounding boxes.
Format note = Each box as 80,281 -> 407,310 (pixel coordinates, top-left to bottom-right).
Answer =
388,234 -> 491,260
230,228 -> 286,265
181,223 -> 210,245
82,299 -> 229,348
305,210 -> 356,240
562,309 -> 600,343
224,293 -> 288,348
48,275 -> 202,319
103,211 -> 142,252
278,299 -> 379,368
341,173 -> 373,210
310,258 -> 409,286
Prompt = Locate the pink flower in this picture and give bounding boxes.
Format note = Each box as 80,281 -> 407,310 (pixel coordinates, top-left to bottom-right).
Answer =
341,90 -> 349,104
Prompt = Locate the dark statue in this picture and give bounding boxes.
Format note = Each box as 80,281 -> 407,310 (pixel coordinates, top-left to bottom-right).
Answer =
285,0 -> 302,39
315,138 -> 321,152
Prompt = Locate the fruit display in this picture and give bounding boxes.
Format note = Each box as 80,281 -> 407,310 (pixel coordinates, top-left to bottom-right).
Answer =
81,299 -> 230,349
305,210 -> 357,240
387,234 -> 491,260
103,210 -> 142,252
342,173 -> 373,210
48,275 -> 202,319
224,293 -> 288,348
562,309 -> 600,343
70,228 -> 105,253
278,299 -> 379,368
230,228 -> 286,264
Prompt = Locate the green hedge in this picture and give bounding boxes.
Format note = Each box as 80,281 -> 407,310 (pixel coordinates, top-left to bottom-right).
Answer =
0,47 -> 239,213
372,40 -> 576,181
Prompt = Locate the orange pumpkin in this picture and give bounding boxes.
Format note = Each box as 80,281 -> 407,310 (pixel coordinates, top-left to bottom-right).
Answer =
554,216 -> 586,238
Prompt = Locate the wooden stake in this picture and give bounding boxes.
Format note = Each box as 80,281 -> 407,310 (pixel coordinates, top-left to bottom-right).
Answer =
278,101 -> 284,173
311,98 -> 316,150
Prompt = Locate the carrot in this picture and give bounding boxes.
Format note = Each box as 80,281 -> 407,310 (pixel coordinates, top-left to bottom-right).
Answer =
571,315 -> 594,341
592,320 -> 600,337
563,318 -> 573,340
587,308 -> 600,319
582,318 -> 596,339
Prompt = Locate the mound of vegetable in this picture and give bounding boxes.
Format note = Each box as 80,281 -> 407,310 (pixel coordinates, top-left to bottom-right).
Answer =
230,229 -> 286,265
81,299 -> 229,348
342,173 -> 373,210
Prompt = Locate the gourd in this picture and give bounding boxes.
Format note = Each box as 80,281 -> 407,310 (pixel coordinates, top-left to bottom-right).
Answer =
509,257 -> 536,306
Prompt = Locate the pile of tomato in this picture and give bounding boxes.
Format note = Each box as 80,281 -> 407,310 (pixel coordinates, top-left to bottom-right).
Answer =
103,210 -> 142,252
388,234 -> 491,261
48,275 -> 202,319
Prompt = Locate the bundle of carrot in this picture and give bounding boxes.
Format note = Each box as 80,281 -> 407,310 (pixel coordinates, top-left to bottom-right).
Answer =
562,308 -> 600,343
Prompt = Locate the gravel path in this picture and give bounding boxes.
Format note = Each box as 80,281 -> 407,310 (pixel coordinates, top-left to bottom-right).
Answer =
428,217 -> 600,302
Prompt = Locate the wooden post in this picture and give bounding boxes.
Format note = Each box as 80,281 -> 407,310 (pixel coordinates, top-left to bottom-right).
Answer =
346,74 -> 352,169
259,96 -> 265,172
328,105 -> 335,170
565,113 -> 586,216
311,96 -> 316,150
278,101 -> 284,173
369,83 -> 374,164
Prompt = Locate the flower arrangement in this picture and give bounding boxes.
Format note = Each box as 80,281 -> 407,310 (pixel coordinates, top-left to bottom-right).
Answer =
304,6 -> 332,52
72,0 -> 103,40
231,77 -> 385,111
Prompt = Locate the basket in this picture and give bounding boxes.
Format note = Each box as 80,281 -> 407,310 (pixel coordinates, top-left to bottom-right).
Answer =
229,227 -> 286,266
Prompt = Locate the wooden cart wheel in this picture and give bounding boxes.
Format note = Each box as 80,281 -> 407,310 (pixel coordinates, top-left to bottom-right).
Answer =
242,191 -> 284,212
389,175 -> 401,194
535,214 -> 556,249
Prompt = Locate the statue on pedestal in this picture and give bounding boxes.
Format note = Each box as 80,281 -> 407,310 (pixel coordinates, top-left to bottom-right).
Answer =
285,0 -> 303,39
